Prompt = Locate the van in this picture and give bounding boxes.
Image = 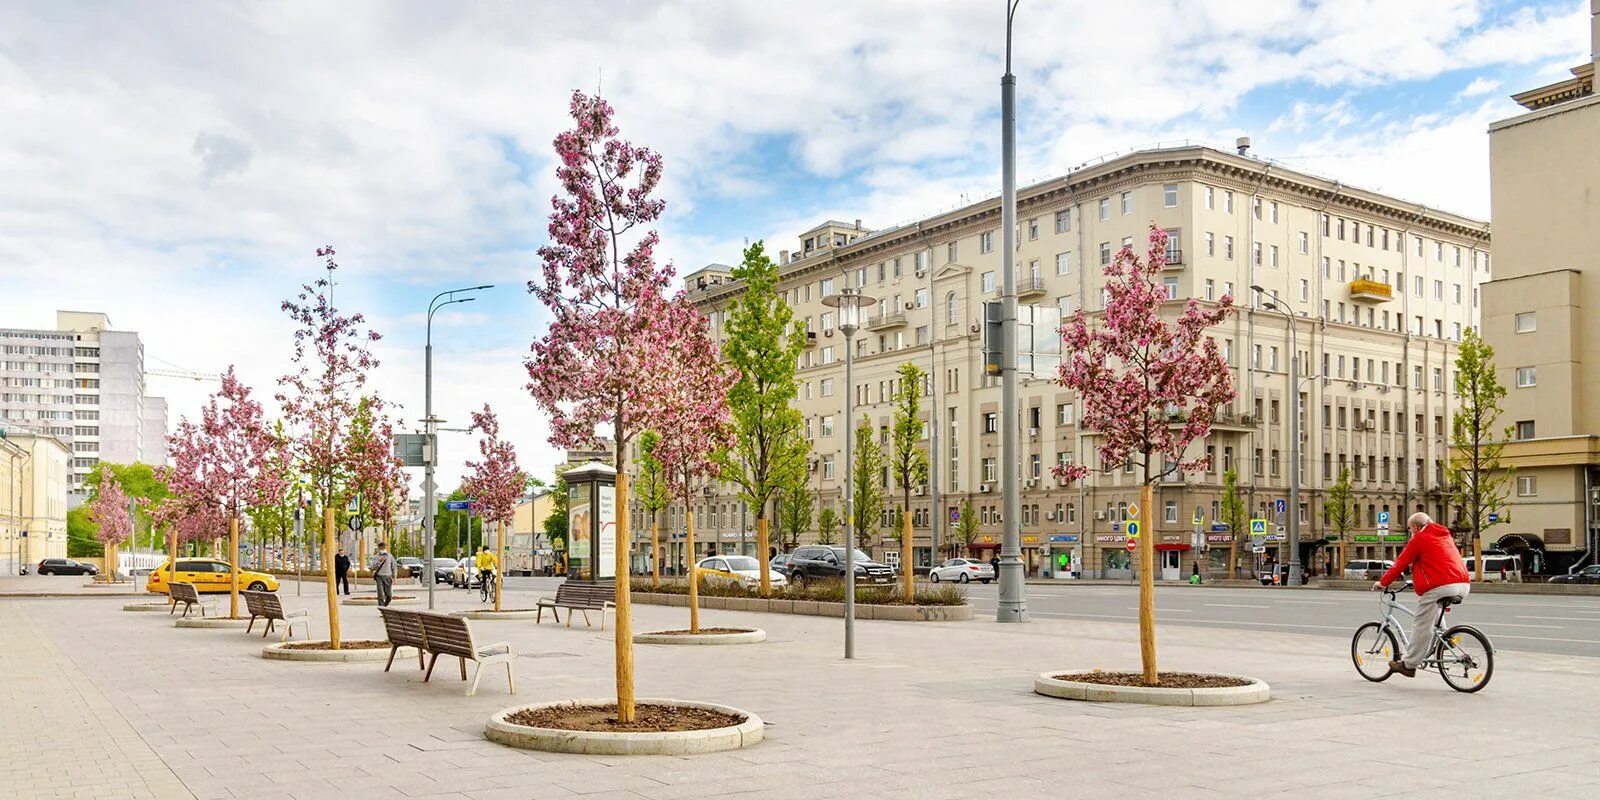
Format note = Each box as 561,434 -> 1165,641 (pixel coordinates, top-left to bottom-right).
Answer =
1465,554 -> 1522,582
1343,559 -> 1393,580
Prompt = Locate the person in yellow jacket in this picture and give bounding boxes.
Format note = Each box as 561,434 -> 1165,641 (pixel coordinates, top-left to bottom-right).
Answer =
474,546 -> 498,588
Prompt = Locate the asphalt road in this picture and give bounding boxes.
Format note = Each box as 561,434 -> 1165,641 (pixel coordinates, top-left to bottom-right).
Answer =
960,581 -> 1600,658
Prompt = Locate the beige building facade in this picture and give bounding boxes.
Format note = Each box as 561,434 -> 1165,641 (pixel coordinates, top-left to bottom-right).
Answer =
0,430 -> 71,570
662,145 -> 1488,580
1480,1 -> 1600,574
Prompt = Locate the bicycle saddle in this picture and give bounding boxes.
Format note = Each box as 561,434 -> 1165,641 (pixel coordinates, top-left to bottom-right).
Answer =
1438,595 -> 1463,607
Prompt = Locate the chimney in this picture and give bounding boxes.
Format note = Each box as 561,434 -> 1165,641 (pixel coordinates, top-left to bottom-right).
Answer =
854,219 -> 862,230
780,249 -> 790,265
1236,136 -> 1252,157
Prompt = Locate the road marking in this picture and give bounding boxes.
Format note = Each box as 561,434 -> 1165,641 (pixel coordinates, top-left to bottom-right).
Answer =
1482,633 -> 1600,645
1472,621 -> 1563,629
1126,607 -> 1192,613
1273,599 -> 1339,605
1024,611 -> 1349,631
1515,616 -> 1600,623
1204,603 -> 1269,609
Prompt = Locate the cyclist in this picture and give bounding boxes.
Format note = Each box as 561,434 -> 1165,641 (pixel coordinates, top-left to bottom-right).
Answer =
475,546 -> 498,592
1372,512 -> 1471,677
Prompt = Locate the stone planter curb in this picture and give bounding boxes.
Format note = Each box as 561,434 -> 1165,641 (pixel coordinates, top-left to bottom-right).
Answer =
1033,671 -> 1270,707
484,698 -> 763,755
452,609 -> 540,620
633,628 -> 766,645
175,617 -> 253,629
261,641 -> 407,662
123,601 -> 175,612
629,592 -> 971,622
341,595 -> 420,606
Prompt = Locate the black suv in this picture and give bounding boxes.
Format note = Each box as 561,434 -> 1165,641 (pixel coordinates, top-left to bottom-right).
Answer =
786,546 -> 895,586
36,558 -> 98,576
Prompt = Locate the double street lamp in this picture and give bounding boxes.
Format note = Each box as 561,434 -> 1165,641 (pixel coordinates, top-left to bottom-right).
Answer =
822,283 -> 875,659
424,285 -> 493,609
1251,285 -> 1321,586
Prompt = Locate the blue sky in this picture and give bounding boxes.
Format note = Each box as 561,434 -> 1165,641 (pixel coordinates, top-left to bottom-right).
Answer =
0,0 -> 1590,489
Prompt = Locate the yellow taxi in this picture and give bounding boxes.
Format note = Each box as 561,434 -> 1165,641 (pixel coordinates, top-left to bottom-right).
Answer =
145,558 -> 280,594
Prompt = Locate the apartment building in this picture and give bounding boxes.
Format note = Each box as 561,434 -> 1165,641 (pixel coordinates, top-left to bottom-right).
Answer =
0,311 -> 168,501
0,429 -> 71,569
1480,1 -> 1600,575
656,144 -> 1488,581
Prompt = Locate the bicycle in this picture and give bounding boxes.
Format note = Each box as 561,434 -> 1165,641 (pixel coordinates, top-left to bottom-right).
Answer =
479,570 -> 497,604
1351,580 -> 1495,693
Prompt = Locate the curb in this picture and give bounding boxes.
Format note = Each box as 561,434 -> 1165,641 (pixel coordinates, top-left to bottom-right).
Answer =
174,617 -> 252,629
123,601 -> 174,612
1033,671 -> 1270,706
484,699 -> 763,755
453,609 -> 540,620
261,641 -> 404,662
633,628 -> 766,645
630,592 -> 972,621
341,595 -> 420,606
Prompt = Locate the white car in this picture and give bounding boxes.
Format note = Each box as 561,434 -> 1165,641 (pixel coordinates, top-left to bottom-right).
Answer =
928,558 -> 994,584
697,555 -> 788,589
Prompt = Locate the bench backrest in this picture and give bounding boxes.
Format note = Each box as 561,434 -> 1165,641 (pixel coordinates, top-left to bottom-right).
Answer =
379,607 -> 427,649
417,612 -> 477,659
170,582 -> 200,604
554,581 -> 615,608
242,590 -> 266,616
243,591 -> 284,619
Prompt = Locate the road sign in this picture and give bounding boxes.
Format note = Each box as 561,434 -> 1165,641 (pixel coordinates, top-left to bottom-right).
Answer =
1125,539 -> 1138,552
446,500 -> 470,511
1487,512 -> 1499,523
1127,502 -> 1140,519
1249,518 -> 1267,535
1252,545 -> 1267,554
1192,507 -> 1204,525
1125,521 -> 1141,539
951,509 -> 960,522
1274,498 -> 1287,514
1377,511 -> 1391,530
347,515 -> 362,532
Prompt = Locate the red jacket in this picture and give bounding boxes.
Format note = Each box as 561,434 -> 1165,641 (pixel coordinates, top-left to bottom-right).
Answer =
1380,523 -> 1470,594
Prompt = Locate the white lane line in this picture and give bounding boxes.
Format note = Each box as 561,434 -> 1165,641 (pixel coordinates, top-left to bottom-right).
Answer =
1479,633 -> 1600,644
1515,616 -> 1600,623
1274,599 -> 1340,605
1204,603 -> 1269,609
1125,607 -> 1193,613
1025,611 -> 1349,631
1472,621 -> 1563,629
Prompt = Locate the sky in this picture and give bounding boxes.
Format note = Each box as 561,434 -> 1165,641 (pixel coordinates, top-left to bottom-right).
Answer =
0,0 -> 1591,492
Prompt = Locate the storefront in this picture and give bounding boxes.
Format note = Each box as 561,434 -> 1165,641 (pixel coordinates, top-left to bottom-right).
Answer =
1047,533 -> 1081,579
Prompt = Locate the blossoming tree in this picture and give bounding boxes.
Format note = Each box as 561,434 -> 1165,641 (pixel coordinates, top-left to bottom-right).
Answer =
1055,225 -> 1235,686
88,478 -> 132,582
462,405 -> 527,612
277,246 -> 385,648
633,430 -> 671,587
348,396 -> 409,569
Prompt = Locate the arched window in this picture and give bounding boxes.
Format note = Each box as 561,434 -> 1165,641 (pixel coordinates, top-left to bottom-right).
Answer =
945,292 -> 958,325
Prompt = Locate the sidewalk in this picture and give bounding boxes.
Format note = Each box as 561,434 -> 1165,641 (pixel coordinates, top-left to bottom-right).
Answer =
4,582 -> 1598,799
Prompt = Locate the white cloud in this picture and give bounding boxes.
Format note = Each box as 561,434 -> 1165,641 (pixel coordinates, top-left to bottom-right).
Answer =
1457,76 -> 1503,98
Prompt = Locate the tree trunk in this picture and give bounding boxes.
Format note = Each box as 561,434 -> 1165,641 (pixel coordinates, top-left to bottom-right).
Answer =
495,521 -> 504,612
167,529 -> 178,609
229,516 -> 241,619
1138,482 -> 1158,685
1473,533 -> 1483,582
757,514 -> 771,597
651,511 -> 660,588
324,507 -> 340,649
901,503 -> 913,603
687,504 -> 699,634
613,470 -> 635,724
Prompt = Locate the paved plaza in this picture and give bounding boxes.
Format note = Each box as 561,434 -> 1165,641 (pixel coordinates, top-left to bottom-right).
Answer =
3,581 -> 1599,800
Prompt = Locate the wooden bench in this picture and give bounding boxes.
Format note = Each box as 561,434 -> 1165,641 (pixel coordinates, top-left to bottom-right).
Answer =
242,590 -> 309,641
535,581 -> 616,629
416,611 -> 515,696
168,582 -> 213,618
378,607 -> 428,673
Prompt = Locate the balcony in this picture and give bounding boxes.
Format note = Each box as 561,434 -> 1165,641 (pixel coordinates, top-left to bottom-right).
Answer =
1348,279 -> 1394,302
803,330 -> 818,347
866,311 -> 906,330
1018,275 -> 1047,298
1162,249 -> 1184,269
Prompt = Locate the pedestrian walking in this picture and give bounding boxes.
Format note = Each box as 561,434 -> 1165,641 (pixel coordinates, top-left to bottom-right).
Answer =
334,548 -> 351,595
990,554 -> 1000,580
368,542 -> 397,607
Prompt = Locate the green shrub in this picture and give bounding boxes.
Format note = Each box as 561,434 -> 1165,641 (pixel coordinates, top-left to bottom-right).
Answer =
629,576 -> 966,606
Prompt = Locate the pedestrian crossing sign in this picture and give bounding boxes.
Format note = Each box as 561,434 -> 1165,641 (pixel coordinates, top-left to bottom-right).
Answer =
1250,518 -> 1267,535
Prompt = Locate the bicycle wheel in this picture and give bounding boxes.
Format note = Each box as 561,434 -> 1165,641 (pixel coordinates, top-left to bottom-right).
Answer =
1437,625 -> 1493,693
1351,622 -> 1399,682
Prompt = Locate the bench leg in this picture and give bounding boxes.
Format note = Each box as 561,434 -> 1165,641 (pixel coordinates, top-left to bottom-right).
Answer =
246,616 -> 256,634
505,660 -> 516,695
384,645 -> 399,673
417,647 -> 425,671
424,653 -> 440,683
459,656 -> 468,681
467,661 -> 484,697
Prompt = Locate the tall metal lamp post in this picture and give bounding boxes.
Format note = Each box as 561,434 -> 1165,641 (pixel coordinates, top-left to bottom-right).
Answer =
823,282 -> 875,659
424,285 -> 492,609
996,0 -> 1029,621
1251,286 -> 1319,586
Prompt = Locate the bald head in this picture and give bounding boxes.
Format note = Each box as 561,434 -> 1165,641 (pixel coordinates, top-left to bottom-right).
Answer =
1408,512 -> 1432,533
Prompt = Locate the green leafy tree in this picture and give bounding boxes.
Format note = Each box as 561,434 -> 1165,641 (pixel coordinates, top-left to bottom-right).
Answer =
1325,467 -> 1357,575
635,431 -> 671,583
850,415 -> 886,551
540,464 -> 573,572
1447,328 -> 1513,580
889,362 -> 929,599
954,499 -> 980,557
1219,468 -> 1249,578
716,241 -> 809,595
434,487 -> 484,559
774,478 -> 813,552
816,505 -> 839,545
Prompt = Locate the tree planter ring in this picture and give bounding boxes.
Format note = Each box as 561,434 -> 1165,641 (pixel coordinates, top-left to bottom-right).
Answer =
633,628 -> 766,645
1033,671 -> 1270,706
261,640 -> 407,662
485,699 -> 763,755
123,601 -> 175,612
174,617 -> 253,629
340,594 -> 419,606
452,609 -> 541,620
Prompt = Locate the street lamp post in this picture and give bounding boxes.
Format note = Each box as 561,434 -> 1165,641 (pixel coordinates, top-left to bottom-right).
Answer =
823,283 -> 875,659
425,285 -> 493,609
996,0 -> 1028,622
1252,287 -> 1319,586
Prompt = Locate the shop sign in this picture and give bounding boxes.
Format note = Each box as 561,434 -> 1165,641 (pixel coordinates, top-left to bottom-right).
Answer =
1094,533 -> 1125,543
1205,533 -> 1233,544
1049,534 -> 1079,544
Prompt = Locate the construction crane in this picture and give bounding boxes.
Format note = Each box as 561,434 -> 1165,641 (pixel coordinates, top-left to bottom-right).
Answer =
147,368 -> 221,382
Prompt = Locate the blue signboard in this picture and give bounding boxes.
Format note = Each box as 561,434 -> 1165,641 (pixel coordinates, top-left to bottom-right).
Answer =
1274,498 -> 1287,514
1486,513 -> 1499,523
1210,523 -> 1230,532
1049,534 -> 1079,543
446,500 -> 470,511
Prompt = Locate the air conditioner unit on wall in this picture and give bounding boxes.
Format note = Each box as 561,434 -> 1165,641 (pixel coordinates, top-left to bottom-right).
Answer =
979,483 -> 992,493
1045,511 -> 1057,521
1094,510 -> 1106,520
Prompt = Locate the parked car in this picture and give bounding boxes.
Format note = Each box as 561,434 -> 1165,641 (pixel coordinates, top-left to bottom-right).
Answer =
769,553 -> 793,578
431,557 -> 460,585
1464,554 -> 1522,581
697,555 -> 788,589
1548,564 -> 1600,584
1259,564 -> 1308,585
145,559 -> 279,594
928,557 -> 994,584
396,557 -> 425,580
785,545 -> 896,586
1342,559 -> 1394,580
35,558 -> 98,576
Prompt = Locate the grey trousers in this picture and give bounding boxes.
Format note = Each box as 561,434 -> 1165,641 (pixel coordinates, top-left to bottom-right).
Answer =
1404,583 -> 1470,667
374,575 -> 394,607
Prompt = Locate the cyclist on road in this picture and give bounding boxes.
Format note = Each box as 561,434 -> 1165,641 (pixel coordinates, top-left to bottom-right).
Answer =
475,546 -> 498,589
1372,512 -> 1471,677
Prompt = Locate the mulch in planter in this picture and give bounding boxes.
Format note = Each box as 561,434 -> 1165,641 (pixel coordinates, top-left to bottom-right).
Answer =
278,640 -> 392,651
505,702 -> 746,733
1053,671 -> 1251,689
648,628 -> 755,635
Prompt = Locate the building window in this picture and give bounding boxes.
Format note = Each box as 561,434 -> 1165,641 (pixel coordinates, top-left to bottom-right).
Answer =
1270,245 -> 1279,268
1098,198 -> 1110,221
1515,312 -> 1536,333
1223,190 -> 1234,214
1298,231 -> 1309,254
983,412 -> 998,433
1163,276 -> 1179,300
980,231 -> 994,253
1099,242 -> 1111,266
1299,279 -> 1309,301
1058,403 -> 1075,425
1055,252 -> 1072,275
1516,367 -> 1537,388
1164,501 -> 1178,523
983,458 -> 997,482
820,378 -> 833,397
981,271 -> 996,293
1516,420 -> 1535,440
1163,184 -> 1178,208
1120,191 -> 1132,215
1027,217 -> 1039,240
1517,475 -> 1537,496
1205,186 -> 1214,209
1224,236 -> 1234,260
1054,209 -> 1070,233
